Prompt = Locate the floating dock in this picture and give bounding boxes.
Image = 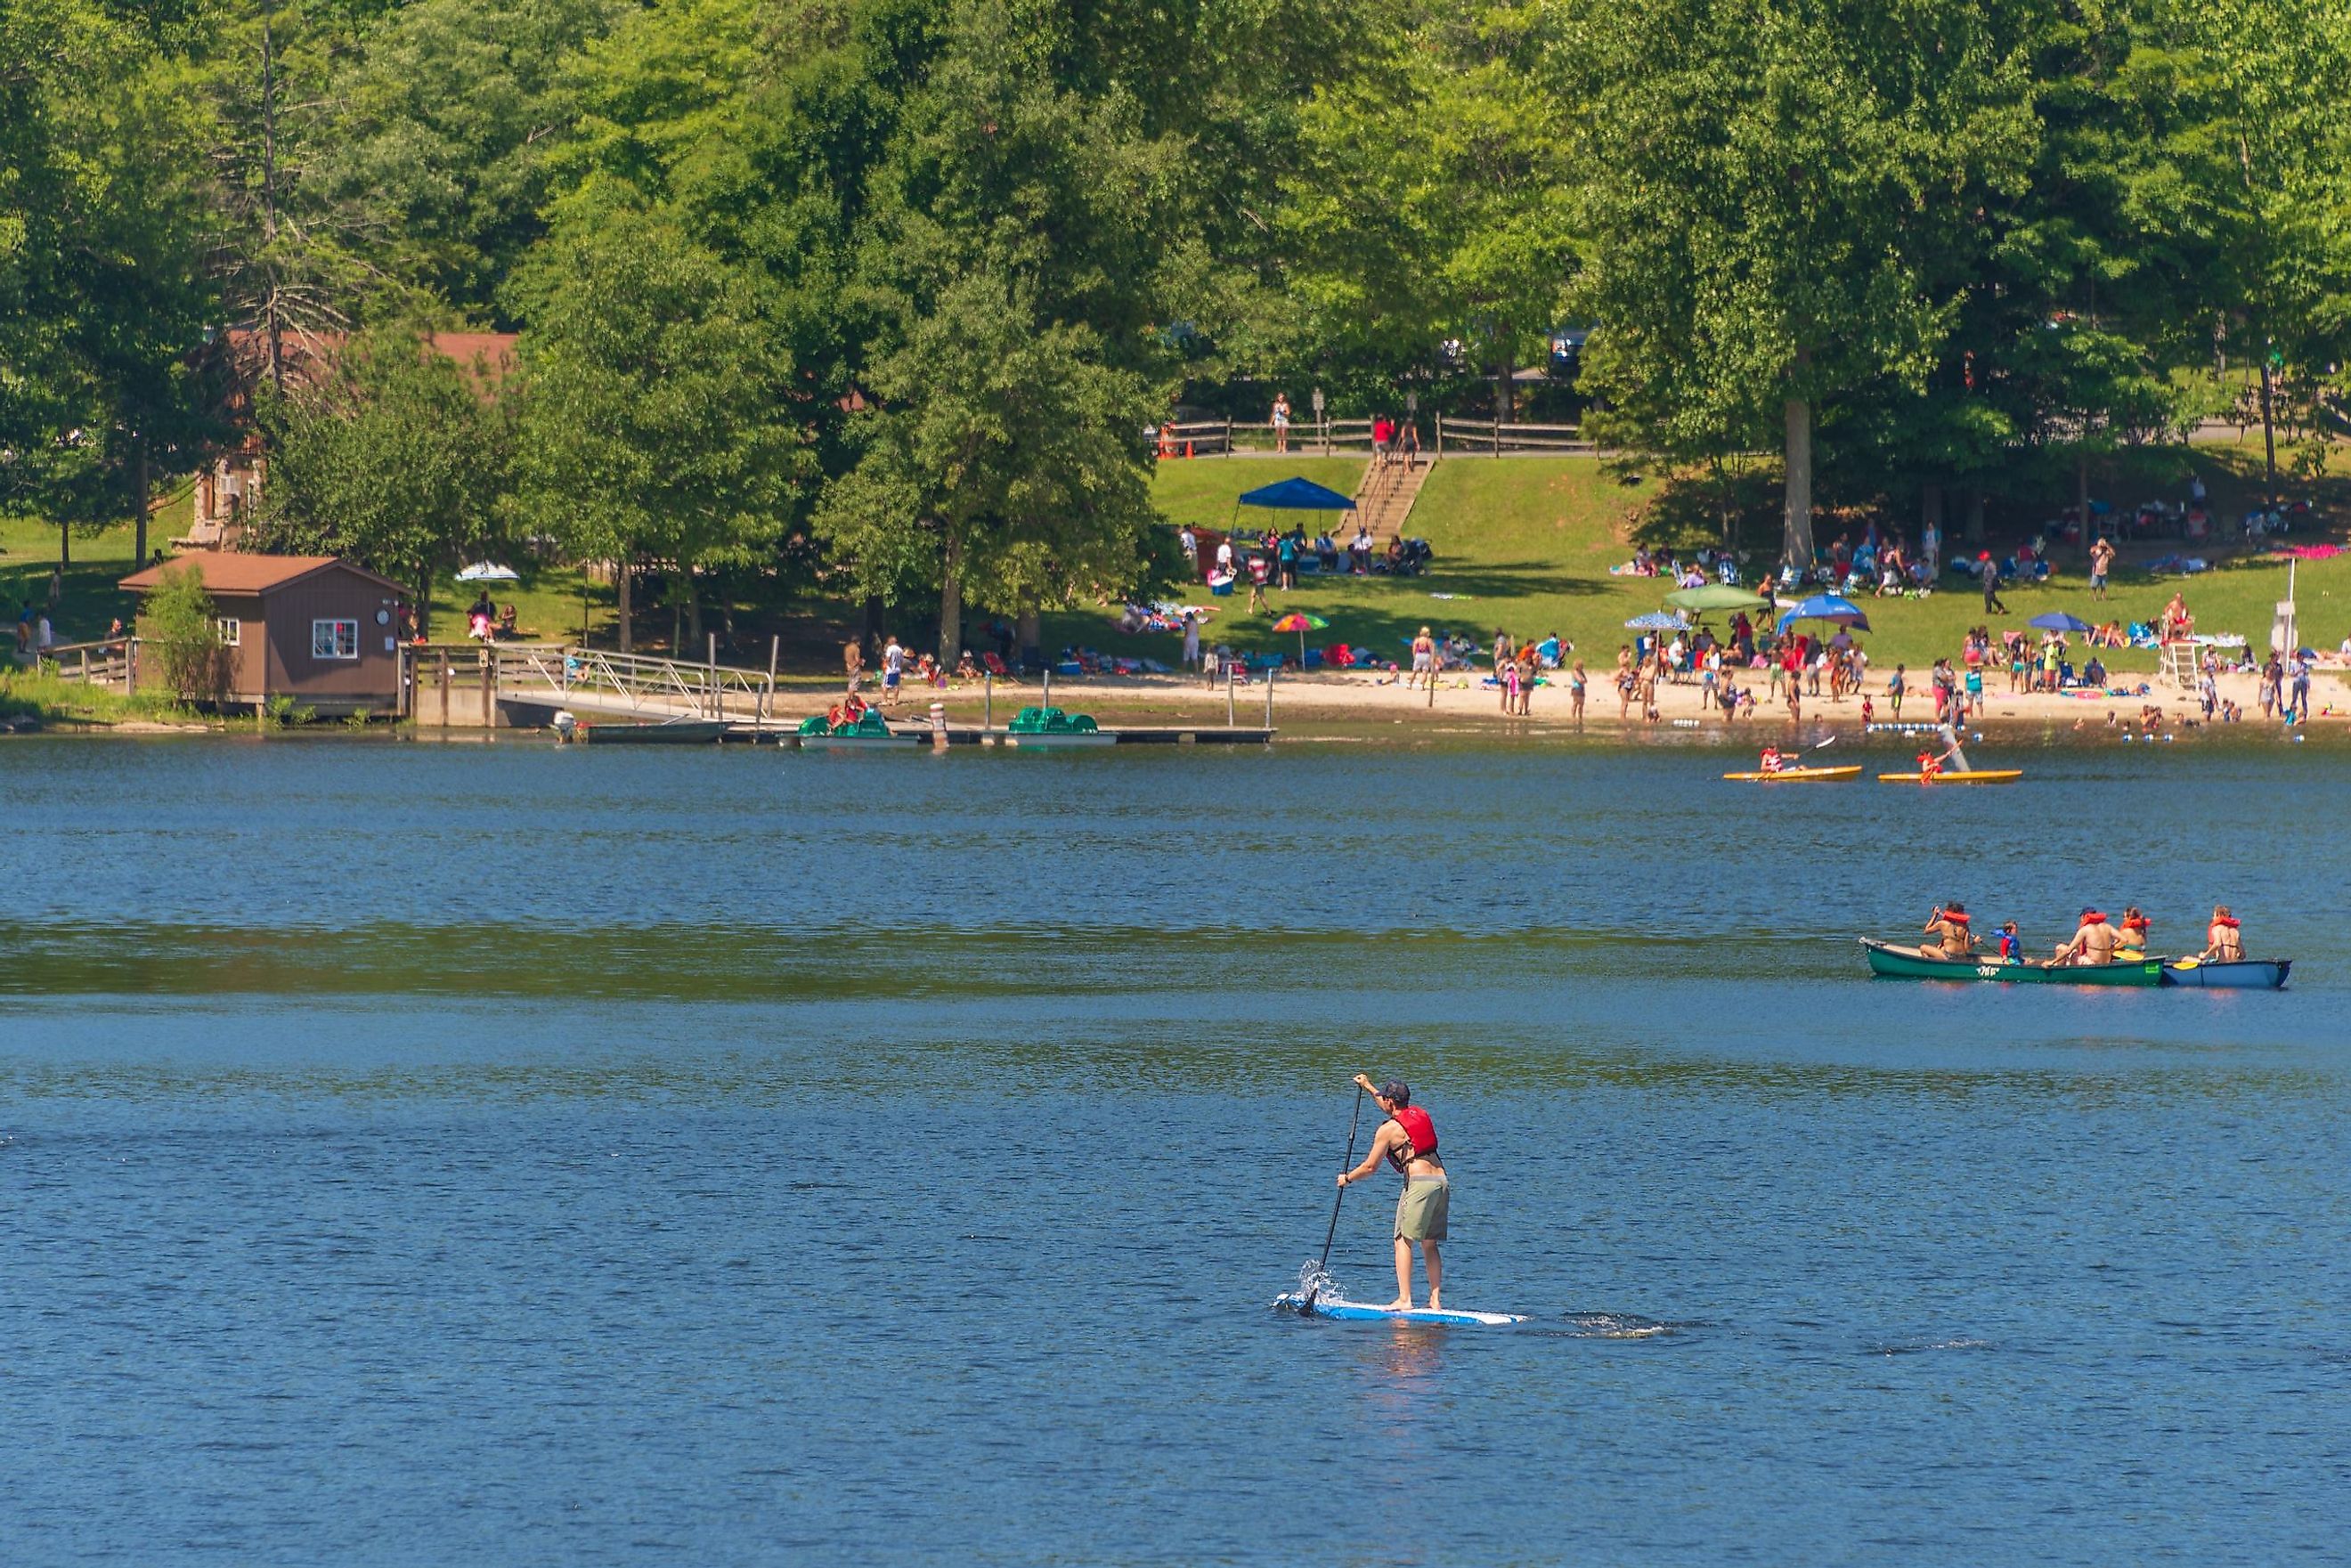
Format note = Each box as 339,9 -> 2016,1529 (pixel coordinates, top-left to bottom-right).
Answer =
572,721 -> 1273,747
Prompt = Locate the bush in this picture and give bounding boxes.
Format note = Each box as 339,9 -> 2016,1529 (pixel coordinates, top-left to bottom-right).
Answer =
138,562 -> 229,704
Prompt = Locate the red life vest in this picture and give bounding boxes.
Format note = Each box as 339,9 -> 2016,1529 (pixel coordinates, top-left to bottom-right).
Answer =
1386,1106 -> 1438,1173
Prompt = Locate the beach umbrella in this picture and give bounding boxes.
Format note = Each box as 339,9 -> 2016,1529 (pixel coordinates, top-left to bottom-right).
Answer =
2030,611 -> 2094,634
1271,611 -> 1329,662
1664,584 -> 1768,613
1774,594 -> 1871,634
456,562 -> 520,582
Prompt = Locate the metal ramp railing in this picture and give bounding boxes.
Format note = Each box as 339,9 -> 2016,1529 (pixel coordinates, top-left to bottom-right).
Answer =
494,645 -> 781,724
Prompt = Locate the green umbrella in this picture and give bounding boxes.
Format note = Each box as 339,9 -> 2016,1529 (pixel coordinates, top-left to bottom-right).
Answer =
1664,583 -> 1769,613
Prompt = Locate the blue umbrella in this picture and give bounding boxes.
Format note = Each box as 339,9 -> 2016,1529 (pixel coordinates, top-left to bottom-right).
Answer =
2030,611 -> 2094,633
1774,594 -> 1871,634
1625,611 -> 1688,630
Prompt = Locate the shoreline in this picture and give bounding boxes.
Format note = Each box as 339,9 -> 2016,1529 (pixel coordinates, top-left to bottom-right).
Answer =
795,666 -> 2347,740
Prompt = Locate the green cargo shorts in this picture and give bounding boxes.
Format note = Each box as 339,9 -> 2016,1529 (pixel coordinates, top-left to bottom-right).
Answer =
1395,1177 -> 1450,1242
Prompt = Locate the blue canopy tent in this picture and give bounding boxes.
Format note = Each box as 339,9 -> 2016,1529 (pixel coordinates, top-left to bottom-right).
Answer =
1223,476 -> 1361,586
1237,477 -> 1357,512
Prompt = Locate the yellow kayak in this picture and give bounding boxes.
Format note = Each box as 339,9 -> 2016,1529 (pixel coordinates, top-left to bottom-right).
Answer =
1875,769 -> 2024,784
1721,765 -> 1862,782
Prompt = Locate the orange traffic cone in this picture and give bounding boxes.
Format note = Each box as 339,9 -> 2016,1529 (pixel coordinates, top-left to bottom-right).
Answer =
1184,440 -> 1194,459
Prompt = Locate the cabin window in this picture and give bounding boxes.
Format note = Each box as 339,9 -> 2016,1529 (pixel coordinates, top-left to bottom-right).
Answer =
216,618 -> 240,646
312,618 -> 359,660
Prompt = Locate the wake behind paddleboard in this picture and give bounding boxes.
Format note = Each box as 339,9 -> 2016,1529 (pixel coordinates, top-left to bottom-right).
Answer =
1274,1292 -> 1526,1326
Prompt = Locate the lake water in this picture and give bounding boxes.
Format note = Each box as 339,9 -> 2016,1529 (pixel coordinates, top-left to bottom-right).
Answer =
3,732 -> 2347,1564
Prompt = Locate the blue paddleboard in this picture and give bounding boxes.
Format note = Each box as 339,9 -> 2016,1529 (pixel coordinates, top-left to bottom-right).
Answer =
1274,1292 -> 1526,1326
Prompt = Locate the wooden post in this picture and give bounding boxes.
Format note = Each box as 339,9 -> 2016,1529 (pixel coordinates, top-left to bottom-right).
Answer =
707,632 -> 718,718
984,670 -> 994,733
1226,663 -> 1236,727
438,650 -> 451,726
480,646 -> 493,728
1224,417 -> 1233,455
1436,415 -> 1444,459
762,634 -> 778,729
1493,410 -> 1502,457
1265,662 -> 1273,729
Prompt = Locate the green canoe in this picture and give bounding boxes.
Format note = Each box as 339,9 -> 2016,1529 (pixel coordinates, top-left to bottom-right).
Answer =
1859,938 -> 2163,987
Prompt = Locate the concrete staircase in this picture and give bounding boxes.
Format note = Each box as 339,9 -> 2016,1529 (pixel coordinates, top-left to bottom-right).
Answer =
1352,456 -> 1435,543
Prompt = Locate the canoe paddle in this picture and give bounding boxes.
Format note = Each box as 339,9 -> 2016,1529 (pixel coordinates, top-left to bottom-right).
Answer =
1301,1084 -> 1366,1317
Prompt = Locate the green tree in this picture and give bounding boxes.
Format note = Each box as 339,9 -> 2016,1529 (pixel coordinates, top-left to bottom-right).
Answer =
818,272 -> 1164,660
135,559 -> 229,703
1561,0 -> 2039,566
513,204 -> 808,652
313,0 -> 628,316
252,324 -> 514,630
1282,0 -> 1576,414
0,0 -> 216,564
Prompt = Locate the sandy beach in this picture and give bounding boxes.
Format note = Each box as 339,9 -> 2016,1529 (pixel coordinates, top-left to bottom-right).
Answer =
820,664 -> 2350,738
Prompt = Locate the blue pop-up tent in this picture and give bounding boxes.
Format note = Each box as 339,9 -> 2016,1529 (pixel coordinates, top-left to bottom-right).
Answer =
1237,476 -> 1357,512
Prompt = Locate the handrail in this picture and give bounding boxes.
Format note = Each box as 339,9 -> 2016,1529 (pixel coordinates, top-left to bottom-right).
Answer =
492,643 -> 782,725
40,637 -> 133,687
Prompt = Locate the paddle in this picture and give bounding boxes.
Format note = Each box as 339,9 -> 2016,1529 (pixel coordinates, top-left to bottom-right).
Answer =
1301,1084 -> 1366,1317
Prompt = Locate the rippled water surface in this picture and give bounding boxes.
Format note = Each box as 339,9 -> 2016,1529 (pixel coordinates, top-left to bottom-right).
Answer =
4,734 -> 2347,1564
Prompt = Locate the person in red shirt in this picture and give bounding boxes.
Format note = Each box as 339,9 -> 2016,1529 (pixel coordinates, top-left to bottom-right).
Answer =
1336,1073 -> 1450,1310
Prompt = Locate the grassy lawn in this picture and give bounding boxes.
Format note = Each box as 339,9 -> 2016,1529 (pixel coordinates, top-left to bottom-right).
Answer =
7,438 -> 2344,678
1045,443 -> 2351,673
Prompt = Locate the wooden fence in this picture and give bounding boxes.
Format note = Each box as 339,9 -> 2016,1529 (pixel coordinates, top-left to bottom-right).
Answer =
1434,416 -> 1595,456
1154,415 -> 1598,459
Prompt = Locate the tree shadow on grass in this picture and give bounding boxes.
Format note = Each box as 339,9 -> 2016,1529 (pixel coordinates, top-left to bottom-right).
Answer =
1620,467 -> 1784,559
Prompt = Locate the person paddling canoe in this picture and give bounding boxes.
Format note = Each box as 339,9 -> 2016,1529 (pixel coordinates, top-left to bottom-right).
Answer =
1337,1074 -> 1448,1311
2055,907 -> 2120,965
2115,905 -> 2152,963
1921,901 -> 1975,960
2202,906 -> 2245,962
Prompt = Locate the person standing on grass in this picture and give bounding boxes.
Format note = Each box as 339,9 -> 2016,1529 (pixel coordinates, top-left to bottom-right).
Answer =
1981,553 -> 2008,614
1273,393 -> 1291,454
2089,537 -> 2115,600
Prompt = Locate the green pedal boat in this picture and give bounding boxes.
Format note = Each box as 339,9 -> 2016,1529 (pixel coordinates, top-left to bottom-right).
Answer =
1859,938 -> 2163,987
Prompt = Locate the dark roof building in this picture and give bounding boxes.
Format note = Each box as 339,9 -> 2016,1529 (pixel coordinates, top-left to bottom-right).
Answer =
121,553 -> 408,715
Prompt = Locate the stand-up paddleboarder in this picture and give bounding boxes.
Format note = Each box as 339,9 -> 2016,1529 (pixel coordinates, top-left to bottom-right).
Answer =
1336,1073 -> 1448,1310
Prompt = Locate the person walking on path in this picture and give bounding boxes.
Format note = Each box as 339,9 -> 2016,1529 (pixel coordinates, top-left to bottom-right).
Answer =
1980,553 -> 2007,614
1335,1073 -> 1449,1311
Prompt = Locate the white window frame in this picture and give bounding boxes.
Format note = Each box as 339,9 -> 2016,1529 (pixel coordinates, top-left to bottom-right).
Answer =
311,618 -> 360,661
216,617 -> 241,647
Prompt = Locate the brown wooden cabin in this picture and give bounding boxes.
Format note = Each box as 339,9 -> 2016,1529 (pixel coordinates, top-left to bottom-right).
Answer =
120,553 -> 407,715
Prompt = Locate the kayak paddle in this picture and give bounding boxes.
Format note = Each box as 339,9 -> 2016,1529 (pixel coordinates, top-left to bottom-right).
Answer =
1301,1084 -> 1365,1317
